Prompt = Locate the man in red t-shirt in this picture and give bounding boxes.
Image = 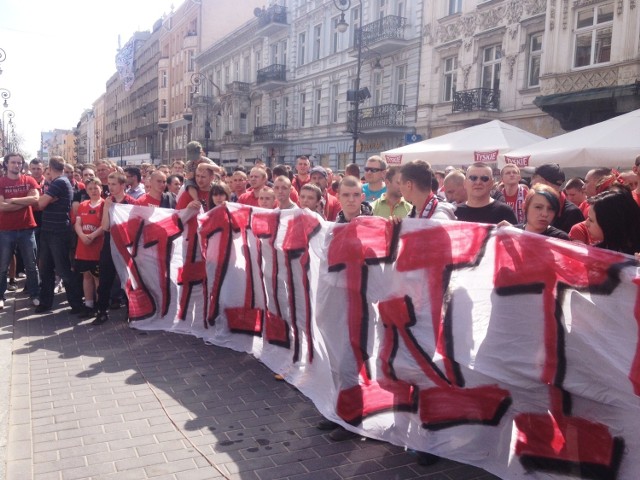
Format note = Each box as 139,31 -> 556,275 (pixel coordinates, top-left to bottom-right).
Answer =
177,164 -> 216,212
309,166 -> 340,221
499,164 -> 528,224
633,154 -> 640,207
237,167 -> 268,207
291,155 -> 311,193
0,153 -> 41,308
137,171 -> 175,208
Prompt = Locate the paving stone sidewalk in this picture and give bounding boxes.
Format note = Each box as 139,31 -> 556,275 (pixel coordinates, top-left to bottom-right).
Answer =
1,288 -> 499,480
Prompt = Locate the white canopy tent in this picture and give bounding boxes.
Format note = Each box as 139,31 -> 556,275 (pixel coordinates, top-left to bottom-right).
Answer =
499,109 -> 640,170
381,120 -> 545,168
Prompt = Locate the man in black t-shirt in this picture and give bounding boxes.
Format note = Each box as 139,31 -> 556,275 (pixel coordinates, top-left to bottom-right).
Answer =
455,162 -> 517,225
35,156 -> 84,314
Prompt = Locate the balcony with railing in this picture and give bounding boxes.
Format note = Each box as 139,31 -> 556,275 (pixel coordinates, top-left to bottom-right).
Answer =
354,15 -> 408,56
256,64 -> 287,91
221,133 -> 252,147
452,88 -> 500,113
224,81 -> 251,95
253,124 -> 287,143
256,5 -> 288,36
347,104 -> 406,133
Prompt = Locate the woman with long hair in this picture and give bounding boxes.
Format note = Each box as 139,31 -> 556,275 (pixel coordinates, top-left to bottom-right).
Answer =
586,186 -> 640,255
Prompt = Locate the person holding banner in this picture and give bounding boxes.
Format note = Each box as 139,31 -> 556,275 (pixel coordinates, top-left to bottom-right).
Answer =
335,176 -> 372,223
298,184 -> 323,217
505,184 -> 570,240
176,164 -> 218,212
586,186 -> 640,255
530,163 -> 583,233
455,163 -> 516,225
92,172 -> 139,326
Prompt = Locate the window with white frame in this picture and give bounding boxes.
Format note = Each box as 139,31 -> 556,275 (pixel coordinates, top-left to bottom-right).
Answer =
573,3 -> 613,68
331,84 -> 339,123
271,44 -> 279,65
397,0 -> 405,17
298,32 -> 306,66
350,6 -> 361,48
243,56 -> 250,82
271,99 -> 278,124
161,70 -> 167,88
448,0 -> 462,15
528,33 -> 542,87
315,88 -> 322,125
314,24 -> 322,61
188,50 -> 196,72
255,49 -> 262,72
283,96 -> 289,126
373,71 -> 383,106
254,106 -> 261,130
481,45 -> 501,91
160,99 -> 167,118
395,64 -> 407,104
300,93 -> 307,127
332,16 -> 341,54
442,56 -> 457,101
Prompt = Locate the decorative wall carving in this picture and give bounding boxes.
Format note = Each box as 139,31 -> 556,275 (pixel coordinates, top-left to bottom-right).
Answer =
550,2 -> 556,30
617,0 -> 624,14
632,0 -> 637,10
506,54 -> 518,79
507,24 -> 519,39
562,0 -> 569,29
464,38 -> 473,51
435,0 -> 546,45
552,68 -> 619,93
462,65 -> 473,89
424,23 -> 433,45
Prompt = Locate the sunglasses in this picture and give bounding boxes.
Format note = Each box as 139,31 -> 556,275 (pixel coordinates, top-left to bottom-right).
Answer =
364,167 -> 383,173
467,175 -> 492,183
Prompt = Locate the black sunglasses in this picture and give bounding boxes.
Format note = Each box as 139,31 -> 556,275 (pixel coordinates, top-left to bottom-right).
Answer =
364,167 -> 383,173
467,175 -> 492,183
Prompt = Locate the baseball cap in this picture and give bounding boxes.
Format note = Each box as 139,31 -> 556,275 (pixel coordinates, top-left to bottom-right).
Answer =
534,163 -> 565,187
310,166 -> 327,178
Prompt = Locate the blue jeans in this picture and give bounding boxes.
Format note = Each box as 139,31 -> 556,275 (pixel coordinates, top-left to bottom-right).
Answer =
39,229 -> 83,310
0,229 -> 39,300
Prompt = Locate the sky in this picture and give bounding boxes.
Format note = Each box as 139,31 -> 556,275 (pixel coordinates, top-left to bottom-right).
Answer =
0,0 -> 183,158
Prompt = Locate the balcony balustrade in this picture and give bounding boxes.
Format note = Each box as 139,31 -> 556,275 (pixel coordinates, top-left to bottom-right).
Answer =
452,88 -> 500,113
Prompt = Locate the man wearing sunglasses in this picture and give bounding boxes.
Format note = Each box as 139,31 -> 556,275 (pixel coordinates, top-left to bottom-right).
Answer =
455,162 -> 517,225
362,155 -> 387,202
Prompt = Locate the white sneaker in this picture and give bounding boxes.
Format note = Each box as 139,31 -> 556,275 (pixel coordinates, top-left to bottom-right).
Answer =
0,299 -> 4,310
31,298 -> 40,307
54,280 -> 64,294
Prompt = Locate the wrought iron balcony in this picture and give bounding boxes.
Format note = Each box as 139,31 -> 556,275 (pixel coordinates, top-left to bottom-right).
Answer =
221,133 -> 252,146
224,81 -> 251,94
257,64 -> 286,85
356,15 -> 407,53
253,124 -> 287,142
257,5 -> 287,28
347,104 -> 406,133
452,88 -> 500,113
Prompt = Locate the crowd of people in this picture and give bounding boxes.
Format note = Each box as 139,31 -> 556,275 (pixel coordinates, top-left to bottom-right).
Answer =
2,141 -> 640,323
0,149 -> 638,307
2,140 -> 640,466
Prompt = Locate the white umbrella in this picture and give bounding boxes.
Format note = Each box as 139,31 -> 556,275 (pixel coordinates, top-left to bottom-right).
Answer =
499,108 -> 640,170
381,120 -> 545,168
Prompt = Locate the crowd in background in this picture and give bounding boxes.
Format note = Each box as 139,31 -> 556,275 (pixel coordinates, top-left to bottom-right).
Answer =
1,141 -> 639,324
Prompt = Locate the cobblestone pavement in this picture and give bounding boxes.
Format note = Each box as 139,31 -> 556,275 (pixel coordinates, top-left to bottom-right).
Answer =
1,286 -> 500,480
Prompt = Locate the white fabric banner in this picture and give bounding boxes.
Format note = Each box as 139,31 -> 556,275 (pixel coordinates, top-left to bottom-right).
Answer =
110,203 -> 640,480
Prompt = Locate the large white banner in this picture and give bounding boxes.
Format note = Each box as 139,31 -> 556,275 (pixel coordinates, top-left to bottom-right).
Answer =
110,203 -> 640,480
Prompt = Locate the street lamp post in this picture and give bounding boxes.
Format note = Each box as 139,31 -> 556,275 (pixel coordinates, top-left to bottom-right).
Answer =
0,88 -> 10,108
0,48 -> 6,75
2,109 -> 14,154
190,73 -> 221,157
333,0 -> 371,166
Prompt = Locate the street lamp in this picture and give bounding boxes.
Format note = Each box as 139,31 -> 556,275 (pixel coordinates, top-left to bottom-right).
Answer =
332,0 -> 381,166
190,73 -> 222,157
0,48 -> 6,75
2,110 -> 15,154
0,88 -> 10,108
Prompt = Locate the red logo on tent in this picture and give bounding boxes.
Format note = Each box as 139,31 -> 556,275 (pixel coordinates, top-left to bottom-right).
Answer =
385,154 -> 403,165
504,155 -> 530,167
474,150 -> 499,162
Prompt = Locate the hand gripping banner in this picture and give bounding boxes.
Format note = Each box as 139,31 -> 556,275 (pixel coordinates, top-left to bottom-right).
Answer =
110,203 -> 640,480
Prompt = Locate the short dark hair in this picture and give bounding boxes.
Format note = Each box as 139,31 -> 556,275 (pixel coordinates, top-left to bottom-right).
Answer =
345,163 -> 360,178
49,156 -> 65,172
385,166 -> 400,182
564,177 -> 585,191
124,167 -> 142,182
400,160 -> 433,192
